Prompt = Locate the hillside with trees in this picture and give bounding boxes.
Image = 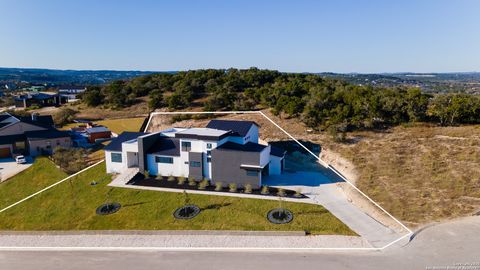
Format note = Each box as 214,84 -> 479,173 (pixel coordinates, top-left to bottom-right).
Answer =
80,68 -> 480,131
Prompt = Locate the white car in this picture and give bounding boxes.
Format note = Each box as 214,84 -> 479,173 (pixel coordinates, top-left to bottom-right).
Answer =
15,155 -> 27,164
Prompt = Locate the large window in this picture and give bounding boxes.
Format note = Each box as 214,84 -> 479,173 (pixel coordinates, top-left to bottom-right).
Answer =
246,169 -> 259,176
181,141 -> 191,151
190,161 -> 201,167
206,143 -> 212,149
155,156 -> 174,164
111,153 -> 122,163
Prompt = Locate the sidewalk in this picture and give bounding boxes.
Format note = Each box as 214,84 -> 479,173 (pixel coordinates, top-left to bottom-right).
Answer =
0,231 -> 369,249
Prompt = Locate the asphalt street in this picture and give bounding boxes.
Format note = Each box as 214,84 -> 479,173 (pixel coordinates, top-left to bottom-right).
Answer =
0,216 -> 479,270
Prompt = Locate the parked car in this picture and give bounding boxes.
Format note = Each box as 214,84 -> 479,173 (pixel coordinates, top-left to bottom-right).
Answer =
15,155 -> 27,164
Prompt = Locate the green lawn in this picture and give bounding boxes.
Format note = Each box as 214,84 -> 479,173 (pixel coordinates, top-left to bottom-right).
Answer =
0,161 -> 354,235
61,117 -> 145,134
0,158 -> 68,210
95,117 -> 145,134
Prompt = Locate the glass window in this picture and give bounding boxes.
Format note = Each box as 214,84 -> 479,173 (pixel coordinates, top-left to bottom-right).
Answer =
190,161 -> 201,167
246,169 -> 258,176
155,156 -> 174,164
181,141 -> 191,151
206,150 -> 211,157
206,143 -> 212,149
184,161 -> 189,164
207,157 -> 211,163
111,153 -> 122,163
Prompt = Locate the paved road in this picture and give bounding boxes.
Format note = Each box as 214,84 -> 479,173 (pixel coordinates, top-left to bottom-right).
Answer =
1,216 -> 479,270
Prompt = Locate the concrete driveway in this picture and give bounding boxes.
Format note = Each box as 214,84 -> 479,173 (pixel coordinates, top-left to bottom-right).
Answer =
264,170 -> 405,248
0,157 -> 33,182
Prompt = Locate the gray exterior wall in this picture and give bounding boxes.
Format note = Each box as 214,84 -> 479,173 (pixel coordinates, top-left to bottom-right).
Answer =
137,133 -> 159,173
210,149 -> 261,188
28,137 -> 72,156
188,152 -> 204,180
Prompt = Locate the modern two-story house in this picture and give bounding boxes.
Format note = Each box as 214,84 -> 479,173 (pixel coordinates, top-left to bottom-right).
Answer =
104,120 -> 286,188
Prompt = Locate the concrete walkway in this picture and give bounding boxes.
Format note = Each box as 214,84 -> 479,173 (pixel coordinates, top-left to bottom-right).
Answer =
0,231 -> 369,249
264,171 -> 405,248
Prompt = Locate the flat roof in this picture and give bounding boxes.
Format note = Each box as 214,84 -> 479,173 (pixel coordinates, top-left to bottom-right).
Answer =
174,128 -> 231,141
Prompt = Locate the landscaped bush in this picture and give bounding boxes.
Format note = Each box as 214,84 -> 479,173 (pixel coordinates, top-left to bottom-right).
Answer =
198,179 -> 209,190
167,175 -> 176,182
188,176 -> 197,186
294,189 -> 302,198
277,188 -> 286,197
228,183 -> 237,193
177,176 -> 186,185
156,174 -> 163,180
214,182 -> 223,191
244,183 -> 253,194
261,185 -> 270,195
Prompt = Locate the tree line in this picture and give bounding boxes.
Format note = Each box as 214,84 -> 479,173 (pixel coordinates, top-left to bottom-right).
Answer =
80,68 -> 480,130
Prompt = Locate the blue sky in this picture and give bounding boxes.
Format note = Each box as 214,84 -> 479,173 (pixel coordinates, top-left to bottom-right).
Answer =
0,0 -> 479,73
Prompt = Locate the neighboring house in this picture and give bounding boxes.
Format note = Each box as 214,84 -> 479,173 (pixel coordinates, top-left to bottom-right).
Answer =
0,112 -> 72,158
14,92 -> 68,108
58,87 -> 86,102
85,126 -> 112,143
104,120 -> 286,188
69,123 -> 112,146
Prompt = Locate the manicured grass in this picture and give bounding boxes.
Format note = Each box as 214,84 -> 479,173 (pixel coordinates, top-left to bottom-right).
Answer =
60,117 -> 145,134
95,117 -> 145,134
0,162 -> 354,235
0,158 -> 68,210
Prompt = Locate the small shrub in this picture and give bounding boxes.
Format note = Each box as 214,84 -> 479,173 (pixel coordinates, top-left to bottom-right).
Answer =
177,176 -> 186,185
144,170 -> 151,178
228,183 -> 237,193
277,188 -> 286,197
156,174 -> 163,180
188,176 -> 197,186
215,182 -> 223,191
261,185 -> 270,195
293,189 -> 302,198
198,179 -> 209,190
167,175 -> 176,182
244,183 -> 253,194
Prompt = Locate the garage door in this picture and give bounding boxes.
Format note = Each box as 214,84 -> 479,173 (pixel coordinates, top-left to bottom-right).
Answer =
0,147 -> 11,158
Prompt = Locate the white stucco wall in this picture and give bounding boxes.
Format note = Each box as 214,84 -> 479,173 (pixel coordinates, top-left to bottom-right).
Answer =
260,145 -> 271,167
223,125 -> 259,145
146,154 -> 185,177
269,155 -> 283,175
105,150 -> 126,174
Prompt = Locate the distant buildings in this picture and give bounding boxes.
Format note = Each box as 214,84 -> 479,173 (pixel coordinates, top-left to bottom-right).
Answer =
70,122 -> 112,146
58,87 -> 86,102
14,93 -> 68,108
